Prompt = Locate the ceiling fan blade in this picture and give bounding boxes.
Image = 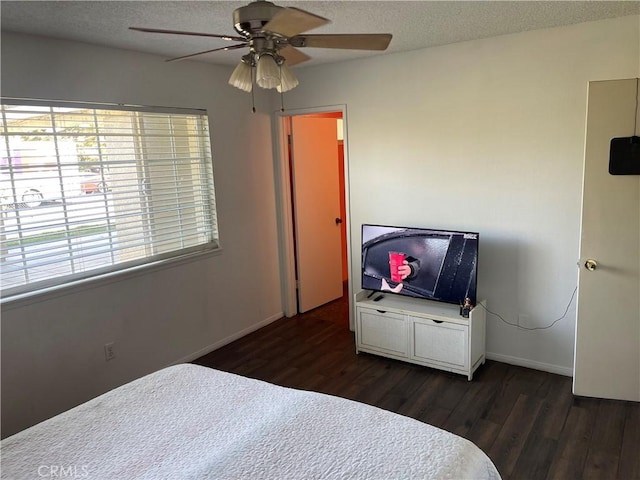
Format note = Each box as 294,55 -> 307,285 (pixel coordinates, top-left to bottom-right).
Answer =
165,43 -> 248,62
278,46 -> 311,66
130,27 -> 246,42
263,7 -> 329,38
291,34 -> 392,51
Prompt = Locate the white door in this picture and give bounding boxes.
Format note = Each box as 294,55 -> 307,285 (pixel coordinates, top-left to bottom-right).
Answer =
574,78 -> 640,401
290,116 -> 343,312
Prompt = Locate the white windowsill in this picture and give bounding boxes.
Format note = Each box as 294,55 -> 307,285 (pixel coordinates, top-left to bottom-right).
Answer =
1,247 -> 223,311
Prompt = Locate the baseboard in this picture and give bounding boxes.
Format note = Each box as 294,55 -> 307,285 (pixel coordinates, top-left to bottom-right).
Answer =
486,352 -> 573,377
171,320 -> 575,377
170,312 -> 284,366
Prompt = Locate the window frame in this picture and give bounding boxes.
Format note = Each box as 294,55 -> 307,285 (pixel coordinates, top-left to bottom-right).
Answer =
0,97 -> 221,304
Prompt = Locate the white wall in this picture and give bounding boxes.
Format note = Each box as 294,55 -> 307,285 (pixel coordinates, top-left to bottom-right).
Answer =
2,15 -> 638,437
282,16 -> 639,376
1,33 -> 283,437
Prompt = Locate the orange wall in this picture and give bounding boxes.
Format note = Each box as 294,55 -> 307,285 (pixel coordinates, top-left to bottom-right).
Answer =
337,140 -> 347,281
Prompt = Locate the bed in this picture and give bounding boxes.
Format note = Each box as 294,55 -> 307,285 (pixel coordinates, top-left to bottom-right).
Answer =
2,364 -> 501,479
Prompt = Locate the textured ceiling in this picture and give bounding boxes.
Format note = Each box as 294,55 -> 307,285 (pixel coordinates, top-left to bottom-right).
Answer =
2,1 -> 639,68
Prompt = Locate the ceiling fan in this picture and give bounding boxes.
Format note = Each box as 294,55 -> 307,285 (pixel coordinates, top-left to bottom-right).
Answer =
130,0 -> 392,93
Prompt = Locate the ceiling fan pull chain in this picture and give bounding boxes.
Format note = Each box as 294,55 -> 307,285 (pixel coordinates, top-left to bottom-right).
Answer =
251,66 -> 256,113
279,65 -> 285,112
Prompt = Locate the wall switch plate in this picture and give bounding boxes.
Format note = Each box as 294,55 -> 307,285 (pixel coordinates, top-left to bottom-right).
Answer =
104,342 -> 115,361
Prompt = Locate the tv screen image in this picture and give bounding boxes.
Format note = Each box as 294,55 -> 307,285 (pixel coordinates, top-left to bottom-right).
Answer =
361,224 -> 478,306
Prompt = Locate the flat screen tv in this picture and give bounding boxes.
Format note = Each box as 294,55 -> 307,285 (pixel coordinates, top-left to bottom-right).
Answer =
361,224 -> 479,306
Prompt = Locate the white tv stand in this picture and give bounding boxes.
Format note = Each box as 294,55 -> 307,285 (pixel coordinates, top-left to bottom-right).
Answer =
354,291 -> 486,380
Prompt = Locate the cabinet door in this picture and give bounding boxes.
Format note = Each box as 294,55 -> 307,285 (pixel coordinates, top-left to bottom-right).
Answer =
357,308 -> 407,357
411,319 -> 468,369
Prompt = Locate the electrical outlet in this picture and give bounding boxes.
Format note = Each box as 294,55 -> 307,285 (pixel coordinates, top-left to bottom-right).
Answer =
104,342 -> 115,361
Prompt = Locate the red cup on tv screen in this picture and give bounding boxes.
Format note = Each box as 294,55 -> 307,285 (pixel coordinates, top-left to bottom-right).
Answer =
388,252 -> 406,283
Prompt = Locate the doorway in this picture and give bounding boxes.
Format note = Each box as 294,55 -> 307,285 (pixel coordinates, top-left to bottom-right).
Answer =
274,106 -> 352,325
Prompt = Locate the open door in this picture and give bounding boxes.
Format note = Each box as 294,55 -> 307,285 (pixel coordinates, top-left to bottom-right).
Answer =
573,79 -> 640,401
290,116 -> 344,313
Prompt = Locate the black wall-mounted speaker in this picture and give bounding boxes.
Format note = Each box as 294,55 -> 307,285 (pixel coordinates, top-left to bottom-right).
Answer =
609,136 -> 640,175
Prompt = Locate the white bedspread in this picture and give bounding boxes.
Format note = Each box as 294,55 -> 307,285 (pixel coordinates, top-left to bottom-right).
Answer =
2,364 -> 501,479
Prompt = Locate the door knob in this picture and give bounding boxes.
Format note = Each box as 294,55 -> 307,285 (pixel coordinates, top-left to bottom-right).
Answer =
335,217 -> 343,225
584,259 -> 598,271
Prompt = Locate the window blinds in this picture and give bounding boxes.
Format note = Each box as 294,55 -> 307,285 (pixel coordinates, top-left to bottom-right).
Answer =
0,100 -> 218,297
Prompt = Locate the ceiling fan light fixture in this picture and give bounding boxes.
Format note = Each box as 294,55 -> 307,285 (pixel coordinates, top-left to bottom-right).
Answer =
256,53 -> 280,89
229,60 -> 253,92
277,63 -> 298,93
131,1 -> 393,96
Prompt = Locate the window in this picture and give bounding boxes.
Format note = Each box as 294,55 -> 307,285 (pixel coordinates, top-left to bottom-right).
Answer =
0,99 -> 219,298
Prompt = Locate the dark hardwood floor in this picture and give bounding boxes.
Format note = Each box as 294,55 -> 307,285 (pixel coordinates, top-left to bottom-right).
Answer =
194,291 -> 640,480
